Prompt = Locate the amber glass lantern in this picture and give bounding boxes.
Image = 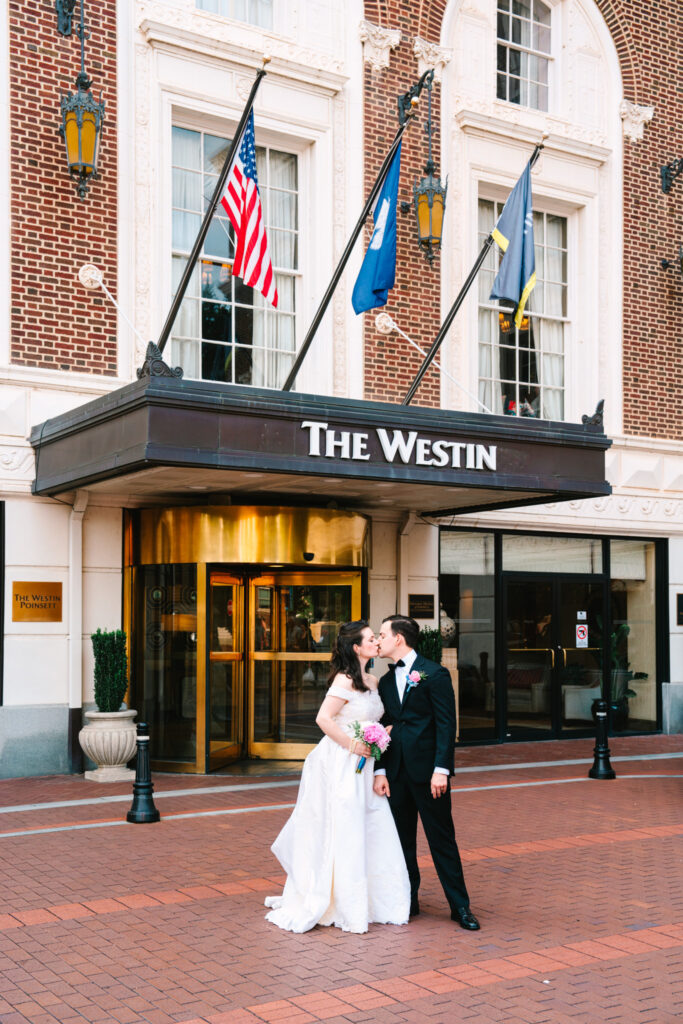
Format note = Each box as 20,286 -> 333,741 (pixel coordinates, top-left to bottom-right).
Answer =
414,170 -> 447,264
58,1 -> 105,199
410,71 -> 447,264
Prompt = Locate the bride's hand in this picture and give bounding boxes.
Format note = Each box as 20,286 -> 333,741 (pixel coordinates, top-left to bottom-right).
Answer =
349,738 -> 372,757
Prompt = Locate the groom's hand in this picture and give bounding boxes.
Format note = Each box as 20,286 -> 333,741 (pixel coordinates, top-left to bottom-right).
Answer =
430,773 -> 448,798
373,776 -> 391,797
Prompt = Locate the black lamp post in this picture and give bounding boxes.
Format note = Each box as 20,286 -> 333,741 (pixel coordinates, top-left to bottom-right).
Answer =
59,0 -> 105,199
403,70 -> 448,264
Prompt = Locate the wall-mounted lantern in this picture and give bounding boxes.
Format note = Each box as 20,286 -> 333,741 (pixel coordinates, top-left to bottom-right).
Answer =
58,0 -> 105,199
401,70 -> 448,264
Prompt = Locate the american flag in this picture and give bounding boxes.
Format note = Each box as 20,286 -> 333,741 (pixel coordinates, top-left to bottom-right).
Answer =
220,111 -> 278,308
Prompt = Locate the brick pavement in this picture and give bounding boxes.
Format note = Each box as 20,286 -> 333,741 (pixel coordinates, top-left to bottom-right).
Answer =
0,735 -> 680,1024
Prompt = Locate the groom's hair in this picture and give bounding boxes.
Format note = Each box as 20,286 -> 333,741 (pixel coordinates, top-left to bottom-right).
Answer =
383,614 -> 420,650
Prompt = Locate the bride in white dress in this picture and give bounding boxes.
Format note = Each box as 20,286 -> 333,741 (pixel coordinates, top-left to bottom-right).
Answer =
265,620 -> 411,934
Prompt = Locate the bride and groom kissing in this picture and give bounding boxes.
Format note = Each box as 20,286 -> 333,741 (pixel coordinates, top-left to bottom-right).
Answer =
265,614 -> 480,935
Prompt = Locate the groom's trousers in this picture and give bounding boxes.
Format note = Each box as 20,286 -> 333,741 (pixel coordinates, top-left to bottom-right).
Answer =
388,774 -> 470,911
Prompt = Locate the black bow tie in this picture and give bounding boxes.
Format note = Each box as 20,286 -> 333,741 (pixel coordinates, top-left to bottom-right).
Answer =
395,659 -> 405,668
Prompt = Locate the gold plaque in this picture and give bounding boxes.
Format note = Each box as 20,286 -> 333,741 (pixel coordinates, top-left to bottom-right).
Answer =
12,582 -> 63,622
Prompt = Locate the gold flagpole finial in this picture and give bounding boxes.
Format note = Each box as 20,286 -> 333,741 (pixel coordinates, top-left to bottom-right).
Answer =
262,54 -> 271,67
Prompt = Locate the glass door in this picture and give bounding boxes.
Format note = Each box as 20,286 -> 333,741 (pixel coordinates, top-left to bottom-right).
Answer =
249,572 -> 362,758
504,575 -> 604,738
207,573 -> 244,769
557,578 -> 604,732
505,579 -> 554,736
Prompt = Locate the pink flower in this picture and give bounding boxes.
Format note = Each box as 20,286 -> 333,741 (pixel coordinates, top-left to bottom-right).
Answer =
362,722 -> 391,752
408,670 -> 422,684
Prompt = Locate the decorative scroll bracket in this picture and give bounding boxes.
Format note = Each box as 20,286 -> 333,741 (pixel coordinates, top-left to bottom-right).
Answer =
55,0 -> 78,36
137,342 -> 184,380
582,399 -> 604,428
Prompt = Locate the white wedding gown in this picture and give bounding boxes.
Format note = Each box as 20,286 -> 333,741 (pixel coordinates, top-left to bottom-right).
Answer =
264,684 -> 410,934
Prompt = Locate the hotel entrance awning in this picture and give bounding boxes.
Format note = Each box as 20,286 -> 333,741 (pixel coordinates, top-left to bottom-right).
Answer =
30,376 -> 611,515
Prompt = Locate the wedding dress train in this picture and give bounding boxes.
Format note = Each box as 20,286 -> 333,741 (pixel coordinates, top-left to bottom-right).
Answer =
264,684 -> 410,934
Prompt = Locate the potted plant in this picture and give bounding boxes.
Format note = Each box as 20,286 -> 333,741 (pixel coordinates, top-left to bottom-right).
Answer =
417,626 -> 443,664
78,629 -> 137,782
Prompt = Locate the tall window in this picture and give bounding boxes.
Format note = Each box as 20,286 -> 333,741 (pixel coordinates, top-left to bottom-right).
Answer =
196,0 -> 273,30
478,199 -> 567,420
497,0 -> 551,111
171,126 -> 298,388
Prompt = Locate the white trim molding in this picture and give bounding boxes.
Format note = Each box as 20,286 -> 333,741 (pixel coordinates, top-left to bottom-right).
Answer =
358,21 -> 401,73
619,100 -> 654,142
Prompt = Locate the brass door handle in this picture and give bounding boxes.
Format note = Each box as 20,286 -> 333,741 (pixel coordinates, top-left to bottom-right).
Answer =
549,648 -> 555,668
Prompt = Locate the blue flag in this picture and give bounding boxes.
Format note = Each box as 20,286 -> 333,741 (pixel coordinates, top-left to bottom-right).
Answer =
490,161 -> 536,328
352,142 -> 402,314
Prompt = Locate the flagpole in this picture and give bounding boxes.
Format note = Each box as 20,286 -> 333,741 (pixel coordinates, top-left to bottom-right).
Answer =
401,137 -> 547,406
281,72 -> 433,393
156,58 -> 270,356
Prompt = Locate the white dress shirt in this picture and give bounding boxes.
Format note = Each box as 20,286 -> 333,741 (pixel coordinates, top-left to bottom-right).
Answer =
375,647 -> 450,777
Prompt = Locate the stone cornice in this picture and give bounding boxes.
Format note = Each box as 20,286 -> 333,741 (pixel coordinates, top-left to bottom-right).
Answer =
358,21 -> 401,73
139,19 -> 348,95
455,110 -> 612,166
620,100 -> 654,143
412,37 -> 452,82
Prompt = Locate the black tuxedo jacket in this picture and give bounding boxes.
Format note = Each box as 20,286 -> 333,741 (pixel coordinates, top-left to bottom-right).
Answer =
376,653 -> 456,784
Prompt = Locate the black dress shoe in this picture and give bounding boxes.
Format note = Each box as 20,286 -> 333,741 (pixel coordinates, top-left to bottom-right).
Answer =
410,898 -> 420,917
452,905 -> 480,930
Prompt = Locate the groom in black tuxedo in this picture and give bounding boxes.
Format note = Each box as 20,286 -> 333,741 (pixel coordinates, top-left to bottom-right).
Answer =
373,614 -> 480,930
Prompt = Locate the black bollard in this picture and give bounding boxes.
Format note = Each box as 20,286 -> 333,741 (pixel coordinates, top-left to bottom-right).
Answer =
127,722 -> 161,823
588,700 -> 616,780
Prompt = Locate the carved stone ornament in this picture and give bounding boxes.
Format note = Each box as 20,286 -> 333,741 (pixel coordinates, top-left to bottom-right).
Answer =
413,37 -> 452,83
358,21 -> 401,73
582,399 -> 604,427
620,100 -> 654,142
137,342 -> 184,380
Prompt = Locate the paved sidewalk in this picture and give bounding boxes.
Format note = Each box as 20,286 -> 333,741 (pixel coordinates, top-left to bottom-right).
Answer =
0,735 -> 681,1024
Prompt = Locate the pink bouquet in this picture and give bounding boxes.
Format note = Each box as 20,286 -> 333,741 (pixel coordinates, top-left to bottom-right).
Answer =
352,720 -> 391,774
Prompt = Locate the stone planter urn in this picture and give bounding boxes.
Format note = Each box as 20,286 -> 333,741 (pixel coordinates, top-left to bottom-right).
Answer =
79,709 -> 137,782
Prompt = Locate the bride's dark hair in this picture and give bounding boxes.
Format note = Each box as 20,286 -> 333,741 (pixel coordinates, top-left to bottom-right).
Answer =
327,620 -> 371,692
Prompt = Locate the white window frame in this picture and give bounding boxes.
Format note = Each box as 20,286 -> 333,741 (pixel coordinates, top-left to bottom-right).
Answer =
165,106 -> 312,391
495,0 -> 553,113
170,120 -> 300,388
194,0 -> 274,32
477,196 -> 570,420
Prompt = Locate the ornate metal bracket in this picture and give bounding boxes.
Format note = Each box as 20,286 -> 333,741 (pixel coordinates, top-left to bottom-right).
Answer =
582,399 -> 604,428
55,0 -> 78,36
397,68 -> 434,125
661,158 -> 683,194
661,245 -> 683,275
137,342 -> 184,380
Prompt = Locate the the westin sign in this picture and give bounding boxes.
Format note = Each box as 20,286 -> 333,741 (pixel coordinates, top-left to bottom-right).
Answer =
300,420 -> 497,471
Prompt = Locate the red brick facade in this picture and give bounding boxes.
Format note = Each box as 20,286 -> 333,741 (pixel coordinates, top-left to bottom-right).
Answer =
594,0 -> 683,440
362,1 -> 683,438
9,0 -> 118,374
362,2 -> 447,408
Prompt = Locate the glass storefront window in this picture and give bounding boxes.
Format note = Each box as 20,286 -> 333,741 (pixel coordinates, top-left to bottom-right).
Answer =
610,540 -> 657,731
440,531 -> 496,740
503,534 -> 602,574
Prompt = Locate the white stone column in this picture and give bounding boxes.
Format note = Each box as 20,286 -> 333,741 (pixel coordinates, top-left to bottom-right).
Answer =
68,489 -> 89,771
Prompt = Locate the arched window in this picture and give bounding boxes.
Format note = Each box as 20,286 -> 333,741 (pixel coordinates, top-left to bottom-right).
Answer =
497,0 -> 551,111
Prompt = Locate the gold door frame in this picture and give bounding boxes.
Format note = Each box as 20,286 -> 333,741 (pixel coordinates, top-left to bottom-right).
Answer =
207,572 -> 245,770
248,572 -> 362,760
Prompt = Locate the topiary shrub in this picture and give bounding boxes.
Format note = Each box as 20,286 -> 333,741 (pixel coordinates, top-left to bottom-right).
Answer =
416,627 -> 443,665
91,629 -> 128,712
